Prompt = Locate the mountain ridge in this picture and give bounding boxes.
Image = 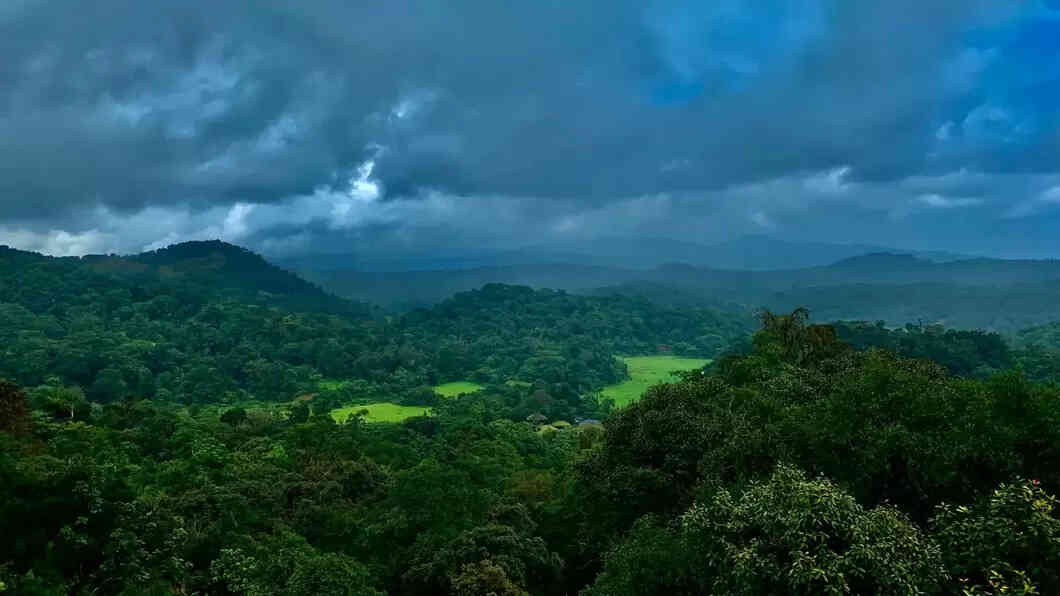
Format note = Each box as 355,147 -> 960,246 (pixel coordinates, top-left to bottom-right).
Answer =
1,240 -> 370,317
276,234 -> 977,273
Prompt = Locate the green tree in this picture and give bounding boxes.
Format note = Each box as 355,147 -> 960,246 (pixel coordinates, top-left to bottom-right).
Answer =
221,407 -> 248,427
211,533 -> 383,596
288,402 -> 310,424
934,479 -> 1060,594
403,504 -> 562,595
587,465 -> 945,595
0,380 -> 31,435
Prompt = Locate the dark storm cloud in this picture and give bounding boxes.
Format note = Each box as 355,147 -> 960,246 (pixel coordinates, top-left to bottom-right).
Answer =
0,0 -> 1058,256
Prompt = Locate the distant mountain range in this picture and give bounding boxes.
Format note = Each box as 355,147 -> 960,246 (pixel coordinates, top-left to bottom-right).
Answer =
275,235 -> 975,273
7,238 -> 1059,331
294,248 -> 1060,330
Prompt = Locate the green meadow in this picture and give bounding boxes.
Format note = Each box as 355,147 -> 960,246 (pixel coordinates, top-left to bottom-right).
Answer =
602,355 -> 711,408
325,381 -> 481,425
433,381 -> 484,397
330,402 -> 431,424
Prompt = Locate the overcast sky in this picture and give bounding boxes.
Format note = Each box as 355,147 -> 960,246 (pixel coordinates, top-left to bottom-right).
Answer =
2,0 -> 1059,259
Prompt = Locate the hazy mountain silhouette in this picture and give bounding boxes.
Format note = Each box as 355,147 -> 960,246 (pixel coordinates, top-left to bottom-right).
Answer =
279,234 -> 974,273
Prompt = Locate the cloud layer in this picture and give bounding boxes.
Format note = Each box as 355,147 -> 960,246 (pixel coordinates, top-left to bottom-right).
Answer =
2,0 -> 1059,258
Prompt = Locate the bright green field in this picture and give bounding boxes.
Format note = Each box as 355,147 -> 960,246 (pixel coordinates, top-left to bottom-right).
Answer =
602,356 -> 711,407
330,402 -> 430,424
433,381 -> 484,397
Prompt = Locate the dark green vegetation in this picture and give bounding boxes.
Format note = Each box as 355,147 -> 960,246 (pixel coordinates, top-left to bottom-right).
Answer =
4,242 -> 1060,595
578,311 -> 1060,595
1009,321 -> 1060,385
831,319 -> 1060,385
0,242 -> 749,422
831,321 -> 1014,378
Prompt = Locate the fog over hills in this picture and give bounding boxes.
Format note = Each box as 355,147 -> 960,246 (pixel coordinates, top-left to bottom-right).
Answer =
278,234 -> 975,273
13,237 -> 1057,331
281,239 -> 1060,330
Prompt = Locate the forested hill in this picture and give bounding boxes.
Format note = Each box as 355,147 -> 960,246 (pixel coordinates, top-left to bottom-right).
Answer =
400,284 -> 752,358
102,240 -> 368,315
1012,320 -> 1060,350
0,243 -> 751,407
1009,321 -> 1060,384
0,240 -> 369,316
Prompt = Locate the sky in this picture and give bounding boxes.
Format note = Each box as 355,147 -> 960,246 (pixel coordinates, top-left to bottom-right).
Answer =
2,0 -> 1060,260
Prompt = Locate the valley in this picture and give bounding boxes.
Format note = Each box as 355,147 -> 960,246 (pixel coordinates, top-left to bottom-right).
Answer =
7,4 -> 1060,592
4,240 -> 1060,595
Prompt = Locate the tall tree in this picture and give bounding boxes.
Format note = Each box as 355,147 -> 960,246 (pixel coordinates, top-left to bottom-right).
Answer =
0,380 -> 31,436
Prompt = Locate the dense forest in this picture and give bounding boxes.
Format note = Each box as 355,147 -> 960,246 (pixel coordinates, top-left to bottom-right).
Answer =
0,242 -> 750,419
4,242 -> 1060,595
8,0 -> 1060,593
828,320 -> 1060,385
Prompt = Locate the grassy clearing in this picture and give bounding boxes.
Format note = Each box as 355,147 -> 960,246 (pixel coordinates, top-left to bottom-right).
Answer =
330,402 -> 430,424
433,381 -> 484,397
602,355 -> 711,408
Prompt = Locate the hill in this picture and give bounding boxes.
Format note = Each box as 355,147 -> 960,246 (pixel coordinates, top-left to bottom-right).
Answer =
0,240 -> 369,317
1012,320 -> 1060,351
299,263 -> 638,309
296,249 -> 1060,330
400,283 -> 752,359
5,246 -> 1060,595
90,240 -> 369,315
0,242 -> 752,416
279,234 -> 975,273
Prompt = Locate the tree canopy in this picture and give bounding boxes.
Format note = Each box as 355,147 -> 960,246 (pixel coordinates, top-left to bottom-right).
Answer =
3,244 -> 1060,594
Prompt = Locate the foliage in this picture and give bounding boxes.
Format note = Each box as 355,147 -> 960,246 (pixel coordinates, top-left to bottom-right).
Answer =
1009,321 -> 1060,385
934,479 -> 1060,594
0,380 -> 32,436
586,464 -> 945,595
210,532 -> 384,596
5,240 -> 1060,596
221,407 -> 248,427
834,320 -> 1013,378
576,309 -> 1060,593
0,245 -> 748,422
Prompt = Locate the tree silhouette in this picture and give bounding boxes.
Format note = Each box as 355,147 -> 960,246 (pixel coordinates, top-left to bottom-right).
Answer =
756,307 -> 844,365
